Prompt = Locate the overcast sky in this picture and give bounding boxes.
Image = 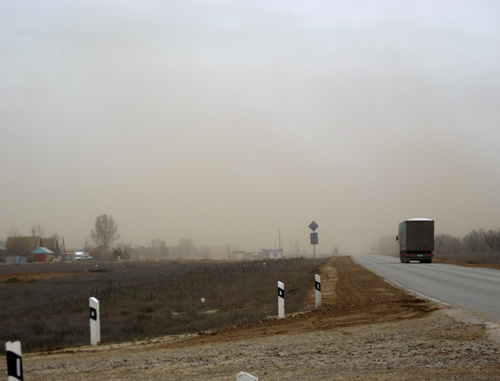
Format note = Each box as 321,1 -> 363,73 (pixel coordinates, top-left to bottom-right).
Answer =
1,1 -> 499,254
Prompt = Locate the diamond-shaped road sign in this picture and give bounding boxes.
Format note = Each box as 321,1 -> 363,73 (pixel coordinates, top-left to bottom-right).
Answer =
309,221 -> 319,232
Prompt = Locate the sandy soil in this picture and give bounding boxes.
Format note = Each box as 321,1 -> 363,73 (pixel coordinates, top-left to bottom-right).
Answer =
5,256 -> 499,380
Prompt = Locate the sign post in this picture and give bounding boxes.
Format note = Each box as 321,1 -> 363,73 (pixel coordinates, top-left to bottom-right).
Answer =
89,297 -> 101,346
309,221 -> 319,265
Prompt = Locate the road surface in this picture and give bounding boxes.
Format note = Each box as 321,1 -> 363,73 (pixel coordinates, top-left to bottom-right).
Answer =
352,254 -> 500,325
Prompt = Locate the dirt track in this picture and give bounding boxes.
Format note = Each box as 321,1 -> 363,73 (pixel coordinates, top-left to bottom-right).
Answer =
10,256 -> 500,380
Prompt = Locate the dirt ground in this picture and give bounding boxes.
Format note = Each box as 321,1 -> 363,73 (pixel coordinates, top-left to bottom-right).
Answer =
6,256 -> 500,380
0,270 -> 88,283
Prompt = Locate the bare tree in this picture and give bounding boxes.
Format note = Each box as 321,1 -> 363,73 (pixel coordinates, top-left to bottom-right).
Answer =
482,229 -> 498,252
463,230 -> 482,253
7,227 -> 21,237
151,239 -> 170,259
31,224 -> 45,237
495,229 -> 500,251
91,215 -> 120,249
179,238 -> 195,259
435,234 -> 462,255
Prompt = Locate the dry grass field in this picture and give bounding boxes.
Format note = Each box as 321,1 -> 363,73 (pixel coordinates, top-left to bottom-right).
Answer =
0,257 -> 326,353
2,256 -> 497,380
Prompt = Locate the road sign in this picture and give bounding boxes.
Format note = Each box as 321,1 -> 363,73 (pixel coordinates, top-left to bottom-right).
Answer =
309,221 -> 319,232
310,232 -> 318,245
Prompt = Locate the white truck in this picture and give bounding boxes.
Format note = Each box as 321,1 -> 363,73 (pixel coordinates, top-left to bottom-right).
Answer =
74,251 -> 93,261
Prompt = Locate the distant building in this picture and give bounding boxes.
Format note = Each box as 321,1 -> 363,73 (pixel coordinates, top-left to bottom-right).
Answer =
6,236 -> 40,256
31,247 -> 55,262
228,251 -> 247,261
261,249 -> 284,260
59,252 -> 76,262
228,249 -> 284,261
3,236 -> 61,263
90,245 -> 119,261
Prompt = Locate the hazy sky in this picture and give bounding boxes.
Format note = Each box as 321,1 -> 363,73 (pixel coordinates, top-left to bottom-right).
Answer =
1,1 -> 499,254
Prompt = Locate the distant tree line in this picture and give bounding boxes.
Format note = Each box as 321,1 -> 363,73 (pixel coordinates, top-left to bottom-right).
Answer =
3,215 -> 221,261
437,228 -> 500,254
375,227 -> 500,256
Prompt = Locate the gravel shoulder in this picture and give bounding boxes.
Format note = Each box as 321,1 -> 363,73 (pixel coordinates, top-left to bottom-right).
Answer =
6,256 -> 499,380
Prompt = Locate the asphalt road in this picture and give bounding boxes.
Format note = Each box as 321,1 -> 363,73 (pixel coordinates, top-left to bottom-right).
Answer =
352,254 -> 500,325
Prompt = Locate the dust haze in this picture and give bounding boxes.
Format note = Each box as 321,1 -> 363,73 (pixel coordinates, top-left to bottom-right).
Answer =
1,1 -> 499,255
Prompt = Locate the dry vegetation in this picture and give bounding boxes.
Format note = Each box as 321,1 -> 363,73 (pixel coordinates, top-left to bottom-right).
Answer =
0,258 -> 326,353
434,252 -> 500,269
1,257 -> 498,379
4,256 -> 497,380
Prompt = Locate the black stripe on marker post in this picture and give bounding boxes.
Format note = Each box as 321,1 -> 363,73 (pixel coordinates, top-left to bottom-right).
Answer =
278,287 -> 284,298
6,350 -> 23,380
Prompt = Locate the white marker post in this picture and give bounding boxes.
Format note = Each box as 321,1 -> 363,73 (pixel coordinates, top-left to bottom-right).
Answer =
89,297 -> 101,346
6,341 -> 23,381
278,281 -> 285,318
315,274 -> 321,308
237,371 -> 259,381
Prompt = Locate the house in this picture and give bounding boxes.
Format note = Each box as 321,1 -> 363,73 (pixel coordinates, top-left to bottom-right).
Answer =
59,252 -> 76,262
261,249 -> 284,260
4,236 -> 61,263
228,251 -> 247,261
38,237 -> 61,256
228,249 -> 284,261
0,245 -> 7,262
31,247 -> 55,262
5,236 -> 40,256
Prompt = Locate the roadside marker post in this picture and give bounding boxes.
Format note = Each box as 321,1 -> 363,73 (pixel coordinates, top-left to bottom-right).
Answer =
278,281 -> 285,318
237,371 -> 259,380
5,341 -> 23,381
89,297 -> 101,346
315,274 -> 321,308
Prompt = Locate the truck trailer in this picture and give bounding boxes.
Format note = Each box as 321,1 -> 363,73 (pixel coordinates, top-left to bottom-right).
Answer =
397,218 -> 434,263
